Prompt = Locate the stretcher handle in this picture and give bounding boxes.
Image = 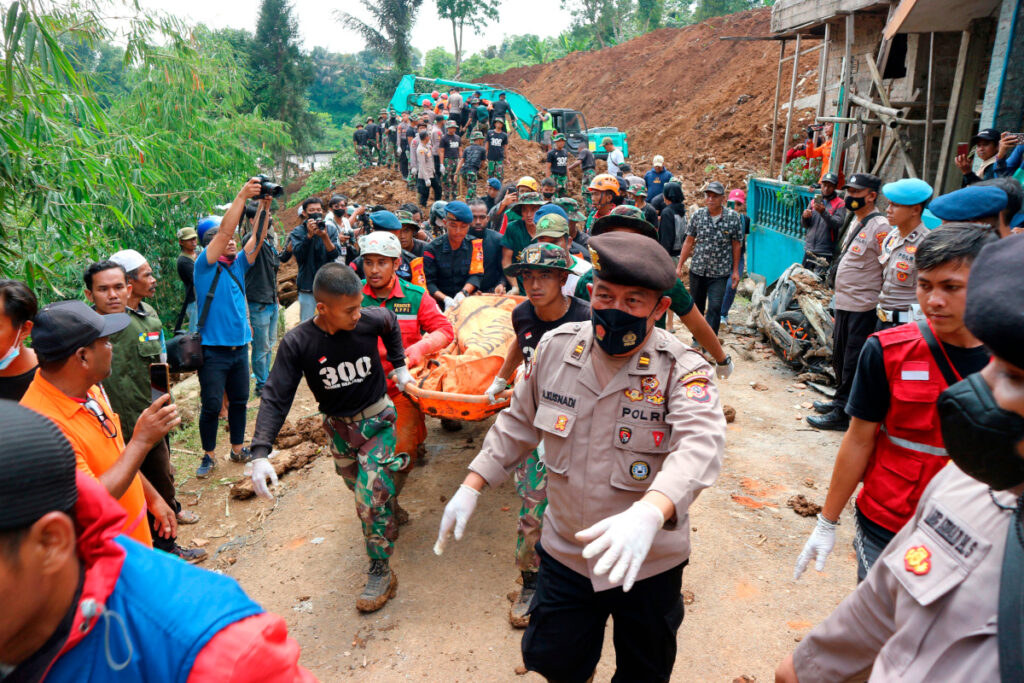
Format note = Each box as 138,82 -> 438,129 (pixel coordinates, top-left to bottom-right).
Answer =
403,384 -> 513,403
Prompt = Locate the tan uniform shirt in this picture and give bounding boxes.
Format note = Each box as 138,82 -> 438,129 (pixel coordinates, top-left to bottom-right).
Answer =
469,323 -> 725,591
835,214 -> 891,313
794,464 -> 1013,682
877,223 -> 928,312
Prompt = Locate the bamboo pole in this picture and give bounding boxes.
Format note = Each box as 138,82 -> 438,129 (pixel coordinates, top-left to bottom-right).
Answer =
816,22 -> 831,118
781,34 -> 802,178
769,40 -> 786,178
923,32 -> 935,184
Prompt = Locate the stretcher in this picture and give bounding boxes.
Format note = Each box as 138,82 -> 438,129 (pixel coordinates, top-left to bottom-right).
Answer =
405,293 -> 524,421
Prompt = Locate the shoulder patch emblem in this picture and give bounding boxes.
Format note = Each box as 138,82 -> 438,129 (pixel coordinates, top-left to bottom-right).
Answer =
681,370 -> 712,385
685,382 -> 711,403
645,390 -> 665,405
895,260 -> 910,271
896,271 -> 908,282
850,244 -> 863,255
629,460 -> 650,481
624,388 -> 644,402
904,545 -> 931,575
618,426 -> 632,444
857,231 -> 867,240
641,377 -> 659,394
876,231 -> 889,248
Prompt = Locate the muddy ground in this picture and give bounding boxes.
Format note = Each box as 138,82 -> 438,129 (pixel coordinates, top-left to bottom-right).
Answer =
170,310 -> 858,682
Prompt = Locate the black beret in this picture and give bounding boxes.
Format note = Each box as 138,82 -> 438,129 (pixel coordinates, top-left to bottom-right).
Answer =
964,233 -> 1024,369
587,232 -> 677,292
0,401 -> 78,531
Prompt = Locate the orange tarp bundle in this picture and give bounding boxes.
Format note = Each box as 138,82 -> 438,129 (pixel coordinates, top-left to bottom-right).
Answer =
407,294 -> 524,421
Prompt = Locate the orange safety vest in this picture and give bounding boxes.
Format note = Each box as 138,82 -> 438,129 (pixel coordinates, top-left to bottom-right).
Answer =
857,323 -> 956,533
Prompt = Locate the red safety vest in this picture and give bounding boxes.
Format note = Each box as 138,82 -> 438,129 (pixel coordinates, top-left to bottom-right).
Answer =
856,323 -> 953,533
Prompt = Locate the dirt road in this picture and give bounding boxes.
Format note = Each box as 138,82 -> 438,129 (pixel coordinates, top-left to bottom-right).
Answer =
173,320 -> 856,682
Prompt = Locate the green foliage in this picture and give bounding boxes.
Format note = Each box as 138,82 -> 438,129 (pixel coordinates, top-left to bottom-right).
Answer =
423,46 -> 456,78
435,0 -> 499,75
0,0 -> 288,326
251,0 -> 320,159
693,0 -> 761,23
336,0 -> 424,75
783,157 -> 822,186
290,147 -> 361,206
309,48 -> 389,127
636,0 -> 664,32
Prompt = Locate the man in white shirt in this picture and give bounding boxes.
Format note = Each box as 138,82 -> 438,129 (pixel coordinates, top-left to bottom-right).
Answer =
602,137 -> 625,177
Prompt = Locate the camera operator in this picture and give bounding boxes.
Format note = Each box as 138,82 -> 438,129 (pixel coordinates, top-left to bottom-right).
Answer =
327,194 -> 358,265
288,197 -> 342,322
240,201 -> 280,399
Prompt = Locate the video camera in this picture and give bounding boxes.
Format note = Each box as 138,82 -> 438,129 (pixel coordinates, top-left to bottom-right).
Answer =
254,174 -> 284,199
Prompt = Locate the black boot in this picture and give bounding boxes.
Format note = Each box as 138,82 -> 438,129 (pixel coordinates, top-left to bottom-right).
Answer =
812,400 -> 837,414
806,408 -> 850,431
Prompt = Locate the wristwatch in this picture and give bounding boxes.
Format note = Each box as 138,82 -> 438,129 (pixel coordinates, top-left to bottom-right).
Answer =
718,354 -> 731,366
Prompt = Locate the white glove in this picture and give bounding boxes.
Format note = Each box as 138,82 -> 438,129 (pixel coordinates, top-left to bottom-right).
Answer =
484,376 -> 507,403
393,365 -> 414,392
716,356 -> 734,379
576,500 -> 665,592
453,291 -> 467,305
440,163 -> 446,174
249,458 -> 279,500
443,296 -> 456,312
434,484 -> 481,555
793,513 -> 837,580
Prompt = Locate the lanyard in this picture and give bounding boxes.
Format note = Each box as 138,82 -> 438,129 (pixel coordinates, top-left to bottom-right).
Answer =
927,319 -> 963,382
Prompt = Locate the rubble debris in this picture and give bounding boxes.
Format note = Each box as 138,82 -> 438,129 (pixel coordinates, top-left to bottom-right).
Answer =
787,495 -> 822,517
230,442 -> 324,499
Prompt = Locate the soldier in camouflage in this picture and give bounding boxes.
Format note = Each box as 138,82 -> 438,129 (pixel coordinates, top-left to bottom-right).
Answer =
457,131 -> 487,201
248,262 -> 415,613
440,120 -> 462,201
353,122 -> 371,170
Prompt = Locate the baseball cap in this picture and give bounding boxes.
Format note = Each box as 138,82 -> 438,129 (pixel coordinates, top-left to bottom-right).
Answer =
109,249 -> 146,273
653,155 -> 665,167
176,227 -> 198,241
971,128 -> 1001,144
728,189 -> 747,203
703,181 -> 726,195
821,172 -> 840,186
487,178 -> 502,190
395,210 -> 420,229
553,133 -> 566,142
0,401 -> 79,531
32,300 -> 130,361
358,231 -> 402,258
843,173 -> 882,191
534,214 -> 570,240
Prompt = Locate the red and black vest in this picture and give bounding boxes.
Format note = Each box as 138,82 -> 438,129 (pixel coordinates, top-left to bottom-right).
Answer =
857,323 -> 951,533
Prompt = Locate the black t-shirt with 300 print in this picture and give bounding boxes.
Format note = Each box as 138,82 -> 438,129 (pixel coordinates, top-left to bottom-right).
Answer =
441,133 -> 461,160
250,307 -> 405,457
486,131 -> 508,161
511,296 -> 591,365
547,148 -> 569,176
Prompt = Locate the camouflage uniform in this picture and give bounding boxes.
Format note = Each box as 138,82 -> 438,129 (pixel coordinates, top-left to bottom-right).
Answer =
553,174 -> 568,198
357,145 -> 371,170
323,403 -> 411,560
462,169 -> 479,200
581,169 -> 597,211
442,164 -> 460,201
488,160 -> 504,183
513,447 -> 548,571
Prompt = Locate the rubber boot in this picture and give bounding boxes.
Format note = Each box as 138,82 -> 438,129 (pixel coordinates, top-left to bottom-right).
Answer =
356,559 -> 398,613
509,571 -> 537,628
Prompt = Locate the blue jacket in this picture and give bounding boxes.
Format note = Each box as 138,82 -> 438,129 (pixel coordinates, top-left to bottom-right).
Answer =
644,169 -> 674,200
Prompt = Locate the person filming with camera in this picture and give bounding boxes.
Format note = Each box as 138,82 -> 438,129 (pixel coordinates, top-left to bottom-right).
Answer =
192,177 -> 272,479
287,197 -> 342,322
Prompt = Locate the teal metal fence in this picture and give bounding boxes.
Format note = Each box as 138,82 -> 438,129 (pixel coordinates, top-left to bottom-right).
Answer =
746,178 -> 816,285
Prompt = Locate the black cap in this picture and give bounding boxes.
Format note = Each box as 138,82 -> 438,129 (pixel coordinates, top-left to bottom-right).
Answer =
32,301 -> 130,361
964,233 -> 1024,370
588,232 -> 677,292
0,401 -> 78,531
843,173 -> 881,191
971,128 -> 1001,144
821,172 -> 840,185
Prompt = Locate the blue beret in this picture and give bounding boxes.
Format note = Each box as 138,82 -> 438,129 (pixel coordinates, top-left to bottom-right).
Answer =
921,209 -> 942,230
1011,212 -> 1024,228
965,234 -> 1024,369
444,200 -> 473,224
928,186 -> 1008,221
487,178 -> 502,190
369,210 -> 401,231
882,178 -> 933,206
534,204 -> 569,221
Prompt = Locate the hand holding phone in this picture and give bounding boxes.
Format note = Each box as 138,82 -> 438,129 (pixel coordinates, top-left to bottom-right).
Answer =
150,363 -> 172,403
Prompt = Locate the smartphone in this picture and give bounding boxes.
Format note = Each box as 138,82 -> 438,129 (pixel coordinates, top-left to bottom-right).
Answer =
956,142 -> 969,157
814,193 -> 823,204
727,200 -> 735,209
150,363 -> 171,403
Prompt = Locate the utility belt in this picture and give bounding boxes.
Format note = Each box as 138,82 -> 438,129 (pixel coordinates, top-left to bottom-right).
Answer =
334,395 -> 390,424
876,305 -> 923,324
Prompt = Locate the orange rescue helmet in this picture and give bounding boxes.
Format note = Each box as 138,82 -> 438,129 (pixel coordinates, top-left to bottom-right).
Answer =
588,173 -> 621,196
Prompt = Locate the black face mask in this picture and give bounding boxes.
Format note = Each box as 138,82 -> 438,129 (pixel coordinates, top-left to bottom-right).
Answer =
938,373 -> 1024,490
332,208 -> 345,218
845,195 -> 865,212
591,306 -> 652,355
542,191 -> 554,199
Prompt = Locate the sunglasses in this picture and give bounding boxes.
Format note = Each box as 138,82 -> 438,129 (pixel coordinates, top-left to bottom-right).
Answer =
83,397 -> 118,439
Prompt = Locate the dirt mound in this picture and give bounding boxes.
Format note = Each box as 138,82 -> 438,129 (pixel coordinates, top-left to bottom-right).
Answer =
482,8 -> 818,194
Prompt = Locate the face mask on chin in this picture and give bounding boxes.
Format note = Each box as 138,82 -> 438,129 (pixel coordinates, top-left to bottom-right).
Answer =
938,373 -> 1024,490
591,305 -> 654,356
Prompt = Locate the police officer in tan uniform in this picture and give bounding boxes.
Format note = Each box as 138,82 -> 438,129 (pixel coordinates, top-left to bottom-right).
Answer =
776,234 -> 1024,683
435,232 -> 726,682
809,173 -> 890,431
875,178 -> 934,330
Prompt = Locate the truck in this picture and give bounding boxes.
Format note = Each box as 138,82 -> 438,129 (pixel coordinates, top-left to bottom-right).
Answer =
389,75 -> 628,159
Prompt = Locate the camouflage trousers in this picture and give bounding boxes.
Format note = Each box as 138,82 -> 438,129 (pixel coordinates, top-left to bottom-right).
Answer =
356,145 -> 372,170
382,141 -> 396,167
407,168 -> 416,191
553,174 -> 568,198
513,446 -> 548,573
324,402 -> 410,560
462,169 -> 479,200
442,163 -> 460,201
488,160 -> 504,183
581,169 -> 596,211
365,143 -> 379,166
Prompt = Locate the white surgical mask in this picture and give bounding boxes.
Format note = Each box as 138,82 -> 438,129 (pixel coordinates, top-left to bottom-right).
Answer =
0,327 -> 24,371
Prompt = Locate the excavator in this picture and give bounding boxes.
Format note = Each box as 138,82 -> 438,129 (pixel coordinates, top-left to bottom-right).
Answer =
389,75 -> 629,159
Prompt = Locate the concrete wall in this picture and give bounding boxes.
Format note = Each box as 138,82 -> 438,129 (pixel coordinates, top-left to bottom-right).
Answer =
983,0 -> 1024,131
